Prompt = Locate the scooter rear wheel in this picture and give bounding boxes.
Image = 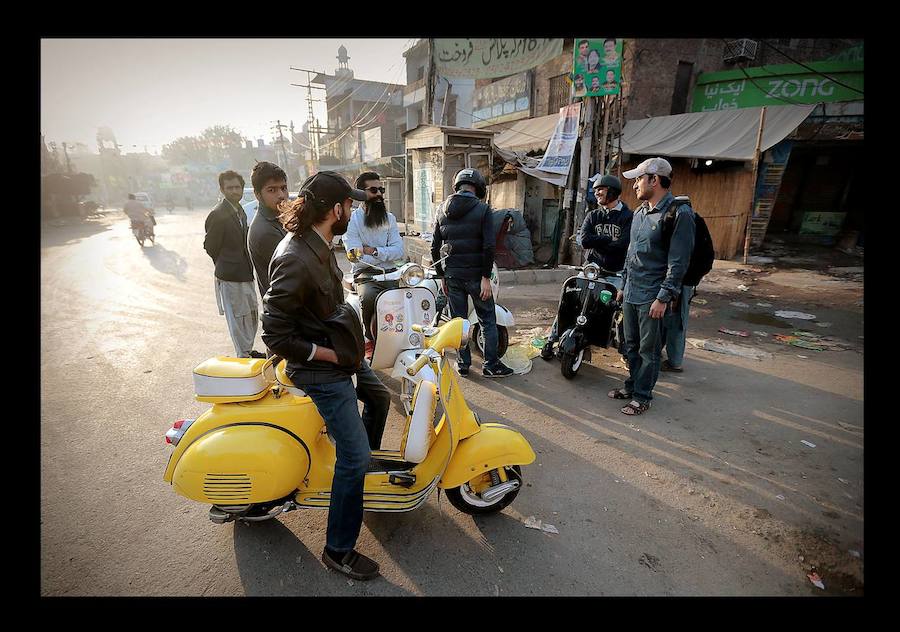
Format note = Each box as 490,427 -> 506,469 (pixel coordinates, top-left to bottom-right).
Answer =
470,324 -> 509,360
445,465 -> 522,515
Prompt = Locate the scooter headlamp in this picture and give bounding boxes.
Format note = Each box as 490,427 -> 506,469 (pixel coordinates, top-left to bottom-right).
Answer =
583,263 -> 600,280
401,264 -> 425,287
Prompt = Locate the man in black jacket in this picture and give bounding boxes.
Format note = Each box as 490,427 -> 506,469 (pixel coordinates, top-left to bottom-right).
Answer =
204,170 -> 264,358
247,161 -> 289,301
262,171 -> 387,582
431,168 -> 513,378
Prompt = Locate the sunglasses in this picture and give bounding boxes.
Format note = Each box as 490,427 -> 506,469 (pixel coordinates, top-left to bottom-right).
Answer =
366,186 -> 385,194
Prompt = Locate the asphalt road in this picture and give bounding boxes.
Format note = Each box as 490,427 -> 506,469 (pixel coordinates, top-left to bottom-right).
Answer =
40,208 -> 864,596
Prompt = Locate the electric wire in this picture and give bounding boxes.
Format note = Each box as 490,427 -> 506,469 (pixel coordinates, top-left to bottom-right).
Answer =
759,39 -> 863,95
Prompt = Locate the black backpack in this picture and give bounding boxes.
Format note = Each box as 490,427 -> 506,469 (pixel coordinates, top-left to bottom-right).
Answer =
661,195 -> 715,287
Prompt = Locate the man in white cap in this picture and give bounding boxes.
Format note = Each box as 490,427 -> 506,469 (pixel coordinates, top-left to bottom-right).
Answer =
609,158 -> 694,416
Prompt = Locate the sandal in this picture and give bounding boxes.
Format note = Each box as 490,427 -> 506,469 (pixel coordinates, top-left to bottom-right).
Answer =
621,400 -> 651,416
608,388 -> 633,400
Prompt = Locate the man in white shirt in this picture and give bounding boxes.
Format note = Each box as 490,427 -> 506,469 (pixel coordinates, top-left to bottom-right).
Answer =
341,171 -> 404,355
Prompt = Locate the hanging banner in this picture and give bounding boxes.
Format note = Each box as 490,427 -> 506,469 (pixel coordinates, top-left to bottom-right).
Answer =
572,38 -> 622,97
434,38 -> 564,79
537,102 -> 581,176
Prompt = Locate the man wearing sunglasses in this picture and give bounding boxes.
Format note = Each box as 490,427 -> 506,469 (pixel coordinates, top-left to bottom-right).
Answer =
342,171 -> 404,357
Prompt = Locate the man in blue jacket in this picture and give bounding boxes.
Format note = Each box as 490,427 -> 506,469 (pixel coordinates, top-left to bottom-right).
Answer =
611,158 -> 694,416
542,175 -> 632,360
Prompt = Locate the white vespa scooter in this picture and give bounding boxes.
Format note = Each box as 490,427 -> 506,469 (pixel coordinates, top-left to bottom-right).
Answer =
344,245 -> 454,415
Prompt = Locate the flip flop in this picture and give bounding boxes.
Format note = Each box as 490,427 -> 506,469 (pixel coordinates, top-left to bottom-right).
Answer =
621,400 -> 651,416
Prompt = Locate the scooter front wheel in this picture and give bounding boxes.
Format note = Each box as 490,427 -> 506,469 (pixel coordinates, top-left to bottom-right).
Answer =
560,349 -> 584,379
445,465 -> 522,515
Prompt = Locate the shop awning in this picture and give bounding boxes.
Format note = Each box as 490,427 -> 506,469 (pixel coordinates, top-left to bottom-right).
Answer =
493,113 -> 559,155
620,104 -> 816,161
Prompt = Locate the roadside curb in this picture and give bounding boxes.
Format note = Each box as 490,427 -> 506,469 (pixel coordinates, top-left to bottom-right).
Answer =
498,268 -> 577,285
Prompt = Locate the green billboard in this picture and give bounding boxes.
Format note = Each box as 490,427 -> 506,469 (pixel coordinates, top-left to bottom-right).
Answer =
572,38 -> 622,97
692,60 -> 863,112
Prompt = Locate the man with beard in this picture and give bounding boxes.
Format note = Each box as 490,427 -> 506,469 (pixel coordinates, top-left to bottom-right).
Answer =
262,171 -> 389,581
342,171 -> 404,356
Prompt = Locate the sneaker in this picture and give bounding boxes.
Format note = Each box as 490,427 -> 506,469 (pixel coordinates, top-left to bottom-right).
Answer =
321,548 -> 380,581
248,350 -> 266,359
457,365 -> 470,377
660,359 -> 683,372
483,362 -> 514,378
364,340 -> 375,360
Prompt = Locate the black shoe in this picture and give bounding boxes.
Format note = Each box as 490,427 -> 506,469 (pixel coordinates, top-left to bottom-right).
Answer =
483,362 -> 514,378
540,344 -> 555,361
322,548 -> 380,581
248,350 -> 266,359
458,365 -> 470,377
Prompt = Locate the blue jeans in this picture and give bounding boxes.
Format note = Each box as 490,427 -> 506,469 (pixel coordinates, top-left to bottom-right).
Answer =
299,377 -> 371,553
622,301 -> 664,404
446,277 -> 499,369
662,286 -> 695,368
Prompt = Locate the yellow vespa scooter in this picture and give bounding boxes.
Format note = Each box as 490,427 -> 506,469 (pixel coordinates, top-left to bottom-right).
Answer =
163,318 -> 536,523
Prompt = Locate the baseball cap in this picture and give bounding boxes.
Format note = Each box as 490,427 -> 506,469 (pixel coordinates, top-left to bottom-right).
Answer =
623,157 -> 673,179
299,171 -> 367,207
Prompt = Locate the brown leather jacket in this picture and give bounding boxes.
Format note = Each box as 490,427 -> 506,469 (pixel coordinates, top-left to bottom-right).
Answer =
262,230 -> 364,385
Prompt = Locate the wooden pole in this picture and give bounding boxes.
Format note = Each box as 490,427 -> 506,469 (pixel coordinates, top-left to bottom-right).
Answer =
426,39 -> 435,125
598,95 -> 611,175
742,106 -> 767,264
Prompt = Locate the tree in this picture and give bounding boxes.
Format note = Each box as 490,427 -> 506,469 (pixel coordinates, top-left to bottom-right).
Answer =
201,125 -> 244,165
162,135 -> 209,165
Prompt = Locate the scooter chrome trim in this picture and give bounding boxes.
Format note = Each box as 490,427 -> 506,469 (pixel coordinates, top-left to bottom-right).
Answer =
480,479 -> 521,503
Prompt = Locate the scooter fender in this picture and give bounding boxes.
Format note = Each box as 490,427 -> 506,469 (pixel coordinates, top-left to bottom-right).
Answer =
168,424 -> 310,504
439,423 -> 536,489
391,349 -> 436,384
468,304 -> 515,328
558,328 -> 586,355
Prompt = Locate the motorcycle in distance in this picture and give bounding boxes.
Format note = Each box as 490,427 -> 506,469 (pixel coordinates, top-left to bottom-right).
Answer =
429,261 -> 515,360
344,244 -> 454,415
162,317 -> 537,523
540,262 -> 626,379
131,210 -> 155,247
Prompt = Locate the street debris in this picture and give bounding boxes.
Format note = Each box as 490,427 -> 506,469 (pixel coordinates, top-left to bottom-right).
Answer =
523,516 -> 559,534
730,301 -> 750,308
800,440 -> 817,448
531,337 -> 547,349
815,322 -> 833,328
755,302 -> 772,307
687,337 -> 773,360
719,327 -> 750,337
643,471 -> 659,480
502,344 -> 537,374
807,572 -> 825,590
753,331 -> 769,337
837,478 -> 849,485
737,284 -> 750,291
727,269 -> 737,273
776,494 -> 785,501
797,355 -> 809,359
849,550 -> 861,559
692,297 -> 708,305
638,553 -> 661,572
837,421 -> 862,432
774,310 -> 817,320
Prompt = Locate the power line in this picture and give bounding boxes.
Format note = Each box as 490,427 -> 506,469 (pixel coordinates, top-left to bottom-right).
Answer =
759,39 -> 863,95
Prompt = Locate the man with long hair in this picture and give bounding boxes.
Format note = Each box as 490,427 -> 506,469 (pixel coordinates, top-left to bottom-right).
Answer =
261,171 -> 389,581
341,171 -> 404,355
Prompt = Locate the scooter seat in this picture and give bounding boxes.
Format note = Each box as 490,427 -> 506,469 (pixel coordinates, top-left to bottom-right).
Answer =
274,360 -> 307,397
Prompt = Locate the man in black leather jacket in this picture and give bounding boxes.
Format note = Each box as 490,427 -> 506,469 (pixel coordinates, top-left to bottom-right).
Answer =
261,171 -> 387,582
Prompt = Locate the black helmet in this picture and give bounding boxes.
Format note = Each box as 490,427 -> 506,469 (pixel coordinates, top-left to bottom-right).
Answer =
592,174 -> 622,199
453,168 -> 486,198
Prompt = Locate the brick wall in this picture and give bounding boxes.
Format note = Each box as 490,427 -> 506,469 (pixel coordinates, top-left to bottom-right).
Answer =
533,40 -> 575,118
404,235 -> 432,266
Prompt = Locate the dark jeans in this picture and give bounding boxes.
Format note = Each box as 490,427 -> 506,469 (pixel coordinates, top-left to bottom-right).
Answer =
358,277 -> 400,341
446,276 -> 499,369
354,361 -> 391,450
661,285 -> 694,368
622,301 -> 664,404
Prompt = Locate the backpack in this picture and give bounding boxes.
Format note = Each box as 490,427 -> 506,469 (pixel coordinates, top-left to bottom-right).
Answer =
661,195 -> 715,287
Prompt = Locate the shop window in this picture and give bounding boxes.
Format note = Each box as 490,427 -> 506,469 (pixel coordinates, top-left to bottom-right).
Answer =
548,74 -> 569,114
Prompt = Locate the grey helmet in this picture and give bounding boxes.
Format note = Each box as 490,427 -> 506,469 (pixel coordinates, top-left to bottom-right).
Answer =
592,174 -> 622,200
453,168 -> 486,199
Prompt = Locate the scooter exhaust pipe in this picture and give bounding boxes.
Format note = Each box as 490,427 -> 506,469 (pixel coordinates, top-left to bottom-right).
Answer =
481,480 -> 520,503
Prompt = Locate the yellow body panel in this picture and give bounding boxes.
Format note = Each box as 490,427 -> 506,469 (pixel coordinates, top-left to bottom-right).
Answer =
439,423 -> 536,489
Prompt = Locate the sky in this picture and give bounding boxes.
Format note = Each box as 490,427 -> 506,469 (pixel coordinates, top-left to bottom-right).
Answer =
41,38 -> 415,154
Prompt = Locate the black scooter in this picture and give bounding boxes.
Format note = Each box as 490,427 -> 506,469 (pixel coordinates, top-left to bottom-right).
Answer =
541,263 -> 625,379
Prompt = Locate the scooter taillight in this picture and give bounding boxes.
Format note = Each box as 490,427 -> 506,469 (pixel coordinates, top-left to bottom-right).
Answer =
165,418 -> 195,446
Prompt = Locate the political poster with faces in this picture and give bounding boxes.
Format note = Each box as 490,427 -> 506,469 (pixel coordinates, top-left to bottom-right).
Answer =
572,38 -> 622,97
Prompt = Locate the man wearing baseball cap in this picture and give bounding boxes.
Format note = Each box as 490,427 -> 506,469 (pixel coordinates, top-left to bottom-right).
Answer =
609,158 -> 694,416
262,171 -> 390,581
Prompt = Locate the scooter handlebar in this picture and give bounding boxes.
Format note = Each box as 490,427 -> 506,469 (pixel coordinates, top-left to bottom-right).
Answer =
411,324 -> 424,333
406,353 -> 431,376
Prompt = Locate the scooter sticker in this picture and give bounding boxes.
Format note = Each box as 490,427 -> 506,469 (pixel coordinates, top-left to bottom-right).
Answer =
385,313 -> 394,324
396,324 -> 404,332
380,324 -> 390,332
421,299 -> 431,311
423,312 -> 430,322
396,313 -> 404,323
406,291 -> 413,299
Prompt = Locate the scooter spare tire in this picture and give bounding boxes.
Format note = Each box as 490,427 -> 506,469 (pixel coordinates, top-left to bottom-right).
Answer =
471,324 -> 509,360
445,465 -> 522,515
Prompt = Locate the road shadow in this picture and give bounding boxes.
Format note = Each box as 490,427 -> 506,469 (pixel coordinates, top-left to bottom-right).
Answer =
142,243 -> 189,281
40,216 -> 112,248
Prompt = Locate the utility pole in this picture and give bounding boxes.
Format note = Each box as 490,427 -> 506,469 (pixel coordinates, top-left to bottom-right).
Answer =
743,106 -> 767,264
290,67 -> 329,167
426,38 -> 435,125
272,120 -> 292,190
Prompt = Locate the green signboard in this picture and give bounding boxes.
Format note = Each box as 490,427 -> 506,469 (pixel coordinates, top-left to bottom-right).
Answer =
692,61 -> 863,112
573,38 -> 622,97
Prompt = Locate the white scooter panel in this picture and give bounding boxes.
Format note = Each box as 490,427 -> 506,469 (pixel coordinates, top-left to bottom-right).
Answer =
370,286 -> 437,370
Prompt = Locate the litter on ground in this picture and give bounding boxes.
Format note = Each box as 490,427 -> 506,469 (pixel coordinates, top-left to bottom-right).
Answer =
756,302 -> 772,307
807,572 -> 825,590
774,310 -> 817,320
730,301 -> 750,308
800,440 -> 817,448
687,338 -> 773,360
754,331 -> 769,337
692,298 -> 708,305
719,327 -> 749,337
523,516 -> 559,534
737,284 -> 750,291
